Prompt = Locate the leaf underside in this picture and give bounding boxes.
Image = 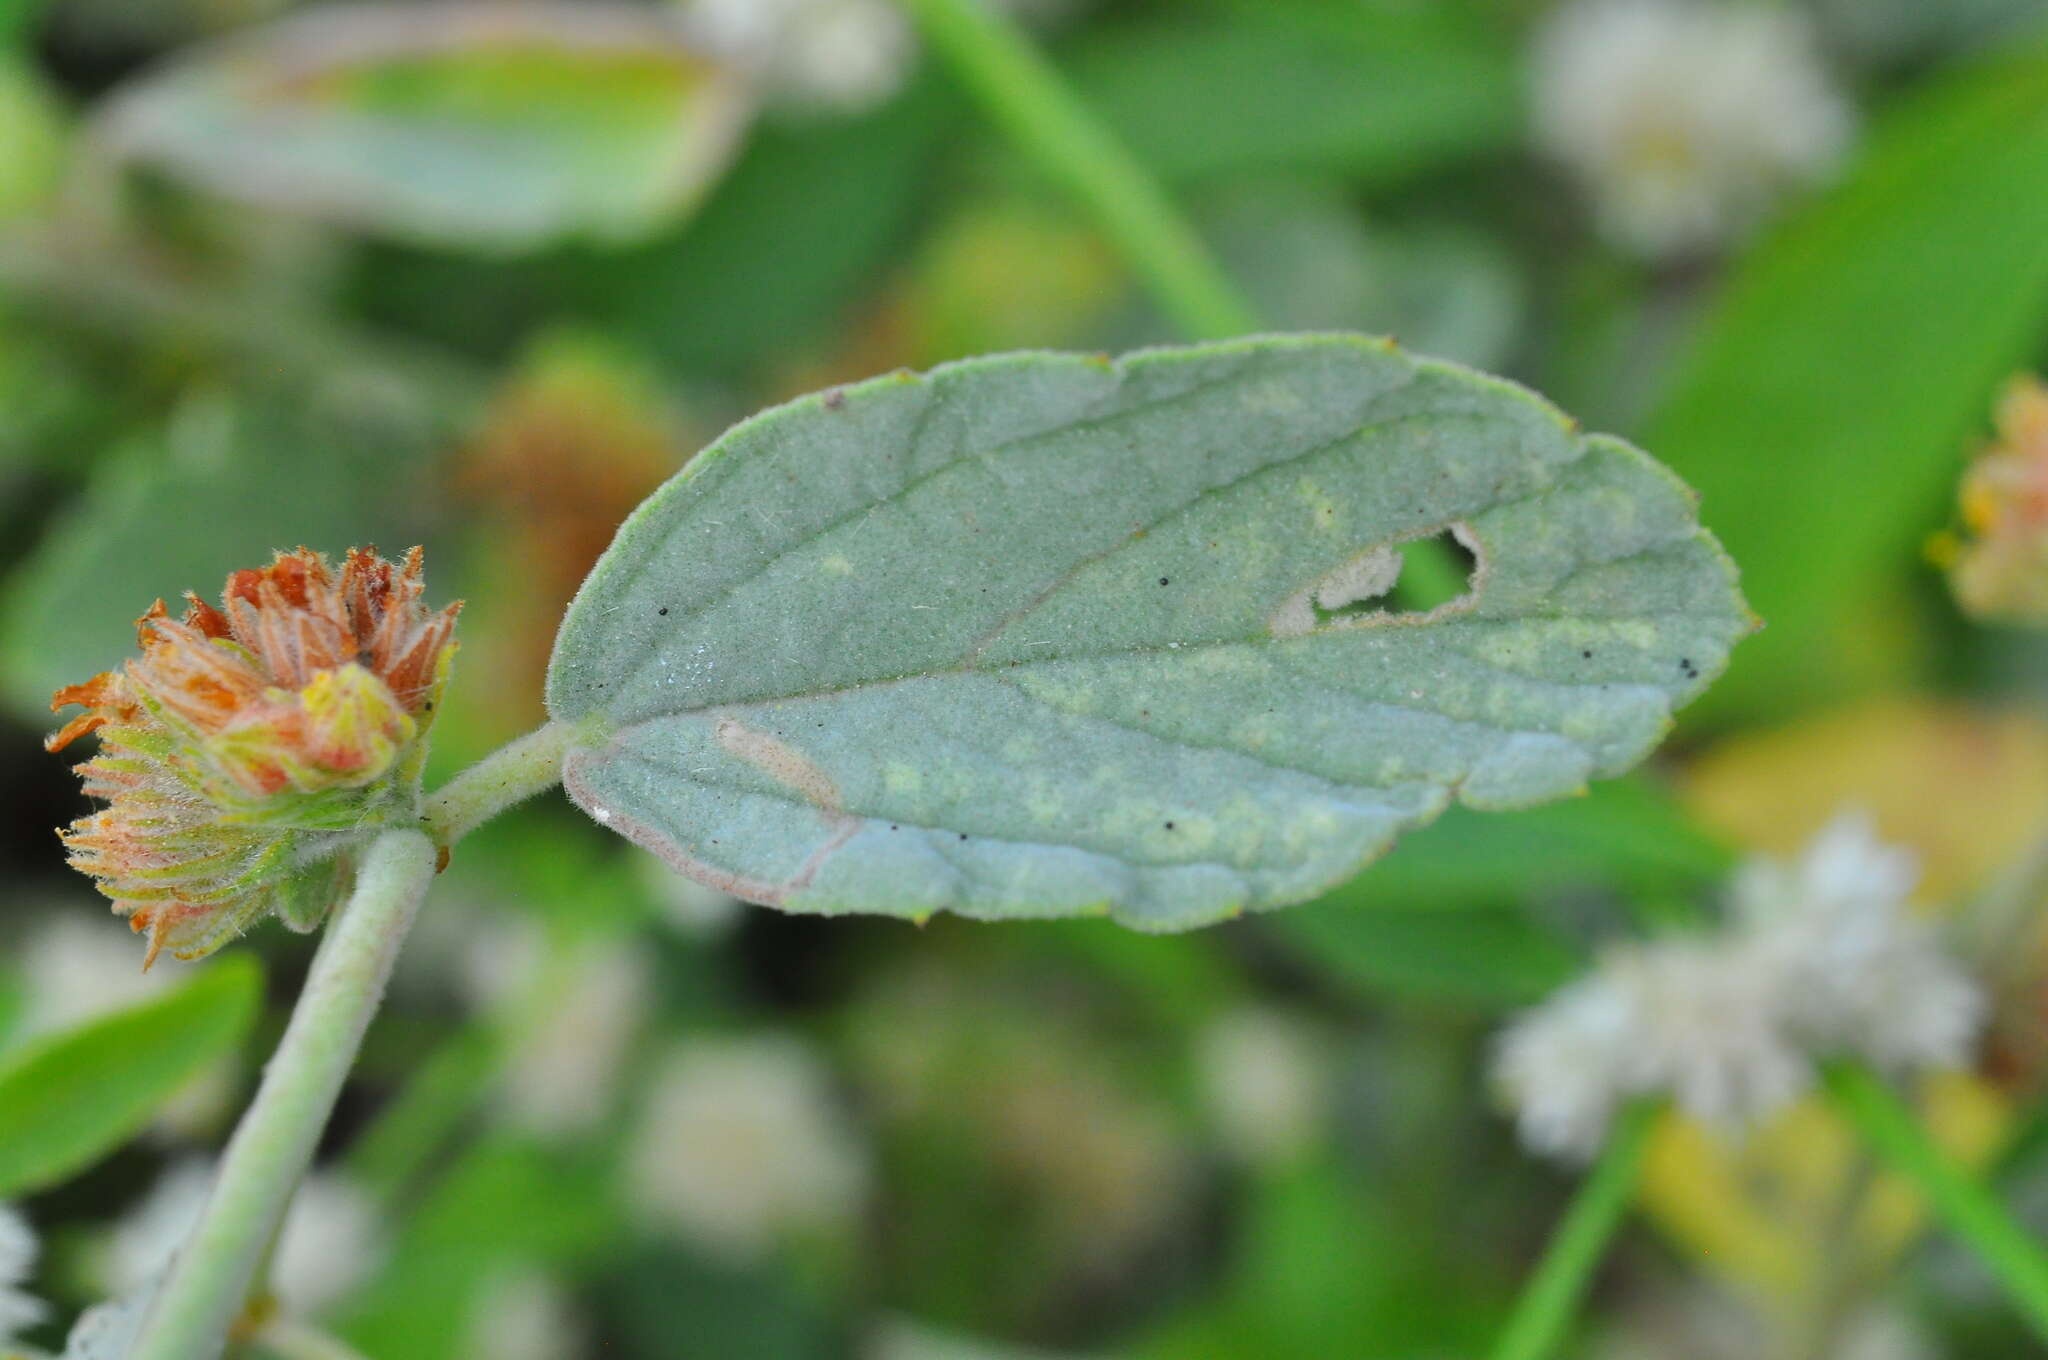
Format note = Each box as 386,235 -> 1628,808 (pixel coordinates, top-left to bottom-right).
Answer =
548,335 -> 1749,932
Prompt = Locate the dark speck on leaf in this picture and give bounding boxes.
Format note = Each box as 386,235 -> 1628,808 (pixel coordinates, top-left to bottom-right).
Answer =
1164,821 -> 1175,830
1159,577 -> 1170,586
958,833 -> 968,841
1581,650 -> 1591,659
658,607 -> 669,616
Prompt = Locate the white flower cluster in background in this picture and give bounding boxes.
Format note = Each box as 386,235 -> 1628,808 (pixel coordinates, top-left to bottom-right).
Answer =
105,1161 -> 384,1319
1530,0 -> 1854,257
627,1033 -> 869,1260
460,1266 -> 587,1360
1193,1007 -> 1331,1166
866,1314 -> 1097,1360
1592,1281 -> 1937,1360
458,923 -> 653,1139
674,0 -> 1090,113
1496,812 -> 1985,1161
678,0 -> 915,113
0,1206 -> 47,1349
15,914 -> 170,1039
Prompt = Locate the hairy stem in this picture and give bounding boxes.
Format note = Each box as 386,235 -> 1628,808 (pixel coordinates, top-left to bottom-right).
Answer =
900,0 -> 1260,341
421,719 -> 584,849
127,830 -> 438,1360
1489,1102 -> 1657,1360
1825,1062 -> 2048,1342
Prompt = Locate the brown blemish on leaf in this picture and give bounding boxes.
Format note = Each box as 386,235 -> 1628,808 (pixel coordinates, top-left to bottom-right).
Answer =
714,717 -> 844,814
564,748 -> 858,908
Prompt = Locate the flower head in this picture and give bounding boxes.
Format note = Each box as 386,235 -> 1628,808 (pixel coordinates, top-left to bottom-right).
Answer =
1496,938 -> 1811,1161
1734,811 -> 1983,1071
1531,0 -> 1853,257
1936,375 -> 2048,624
1495,811 -> 1984,1160
47,546 -> 458,966
626,1033 -> 868,1260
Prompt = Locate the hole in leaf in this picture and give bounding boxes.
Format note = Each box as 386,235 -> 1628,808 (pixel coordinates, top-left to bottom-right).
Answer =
1313,529 -> 1478,624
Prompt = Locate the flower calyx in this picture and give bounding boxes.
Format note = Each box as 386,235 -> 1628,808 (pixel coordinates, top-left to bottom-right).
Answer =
47,546 -> 460,966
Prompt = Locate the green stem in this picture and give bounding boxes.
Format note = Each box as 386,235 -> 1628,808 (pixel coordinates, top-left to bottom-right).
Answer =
1490,1102 -> 1657,1360
1825,1062 -> 2048,1343
421,719 -> 583,849
127,830 -> 439,1360
900,0 -> 1260,341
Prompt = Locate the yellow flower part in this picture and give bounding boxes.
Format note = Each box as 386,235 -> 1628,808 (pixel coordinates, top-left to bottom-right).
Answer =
1942,374 -> 2048,624
46,547 -> 459,966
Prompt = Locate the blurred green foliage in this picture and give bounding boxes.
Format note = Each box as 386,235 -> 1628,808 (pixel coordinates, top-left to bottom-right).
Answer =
0,957 -> 259,1198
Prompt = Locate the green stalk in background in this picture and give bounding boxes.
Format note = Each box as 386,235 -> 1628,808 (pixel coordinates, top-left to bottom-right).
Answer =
900,0 -> 1261,341
1489,1102 -> 1658,1360
1826,1062 -> 2048,1344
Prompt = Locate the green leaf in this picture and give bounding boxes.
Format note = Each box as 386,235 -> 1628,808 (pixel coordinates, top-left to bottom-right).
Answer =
1065,7 -> 1516,187
577,76 -> 955,374
91,3 -> 753,253
1271,902 -> 1579,1007
1260,776 -> 1732,1007
338,1138 -> 613,1360
1644,41 -> 2048,724
0,52 -> 65,221
550,335 -> 1749,932
348,76 -> 954,372
0,955 -> 260,1197
1310,775 -> 1731,916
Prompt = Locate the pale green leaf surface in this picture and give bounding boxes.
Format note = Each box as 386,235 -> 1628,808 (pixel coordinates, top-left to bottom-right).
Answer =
550,336 -> 1748,931
0,956 -> 260,1197
91,3 -> 752,252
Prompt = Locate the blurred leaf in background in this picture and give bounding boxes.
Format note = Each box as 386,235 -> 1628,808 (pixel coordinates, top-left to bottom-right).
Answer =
0,955 -> 258,1198
89,3 -> 755,253
438,330 -> 691,762
1068,2 -> 1517,190
1646,40 -> 2048,726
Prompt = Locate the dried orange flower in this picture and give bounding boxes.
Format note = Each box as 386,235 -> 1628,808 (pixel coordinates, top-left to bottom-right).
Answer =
1936,375 -> 2048,624
47,547 -> 460,966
